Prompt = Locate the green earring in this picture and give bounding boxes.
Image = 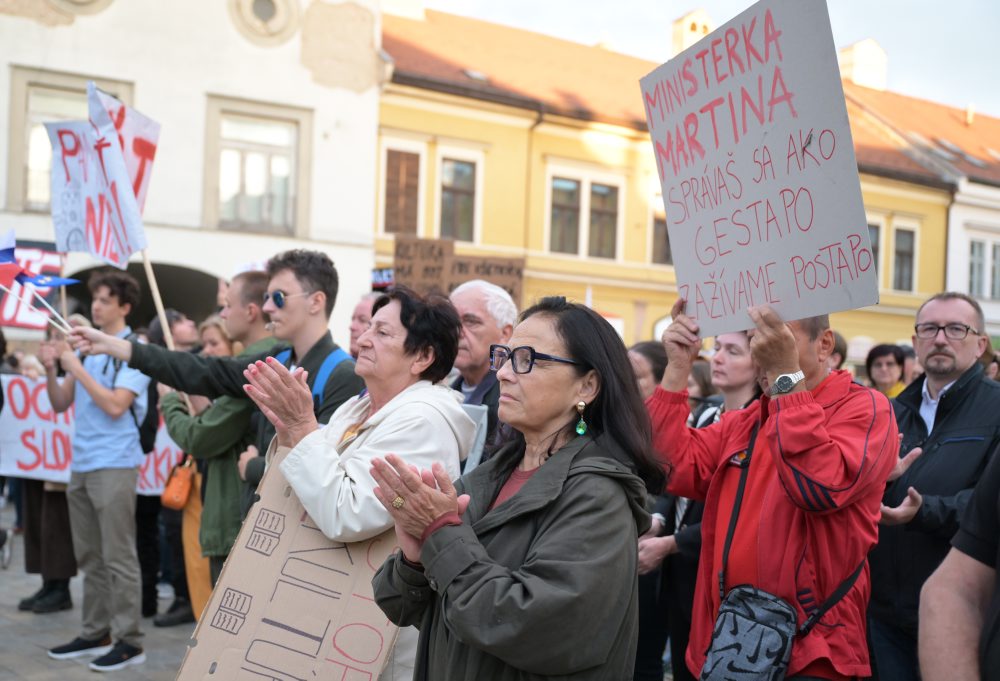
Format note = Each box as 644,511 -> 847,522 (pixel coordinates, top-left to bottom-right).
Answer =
575,401 -> 587,435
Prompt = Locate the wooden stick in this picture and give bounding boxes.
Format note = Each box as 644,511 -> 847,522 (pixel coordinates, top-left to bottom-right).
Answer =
60,286 -> 69,321
141,249 -> 193,412
0,283 -> 72,333
141,249 -> 176,351
28,287 -> 74,331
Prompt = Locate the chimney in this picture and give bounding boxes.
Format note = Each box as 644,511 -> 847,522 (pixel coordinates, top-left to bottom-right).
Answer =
966,104 -> 976,126
670,9 -> 714,58
838,39 -> 888,90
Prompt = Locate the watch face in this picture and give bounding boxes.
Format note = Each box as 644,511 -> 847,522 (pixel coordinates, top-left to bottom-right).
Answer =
774,376 -> 793,393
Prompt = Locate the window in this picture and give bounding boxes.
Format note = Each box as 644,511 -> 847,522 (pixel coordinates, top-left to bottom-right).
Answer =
992,244 -> 1000,300
546,168 -> 623,259
589,183 -> 618,259
893,228 -> 914,291
651,205 -> 673,265
970,240 -> 985,296
218,115 -> 297,233
550,178 -> 581,254
383,149 -> 420,235
440,158 -> 475,241
7,67 -> 132,213
868,223 -> 880,278
204,97 -> 312,236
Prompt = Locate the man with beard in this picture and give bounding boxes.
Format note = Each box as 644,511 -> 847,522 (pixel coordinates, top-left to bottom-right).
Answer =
869,292 -> 1000,680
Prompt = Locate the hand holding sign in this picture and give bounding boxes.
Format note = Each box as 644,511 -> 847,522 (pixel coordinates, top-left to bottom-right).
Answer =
748,306 -> 802,388
660,298 -> 702,392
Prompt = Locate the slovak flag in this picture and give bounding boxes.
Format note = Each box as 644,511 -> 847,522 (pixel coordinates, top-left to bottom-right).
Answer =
0,229 -> 21,288
16,272 -> 79,288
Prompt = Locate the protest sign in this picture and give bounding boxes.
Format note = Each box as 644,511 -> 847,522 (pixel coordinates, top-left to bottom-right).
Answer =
393,236 -> 524,305
0,240 -> 65,331
45,83 -> 157,268
177,451 -> 399,680
640,0 -> 878,336
0,375 -> 184,495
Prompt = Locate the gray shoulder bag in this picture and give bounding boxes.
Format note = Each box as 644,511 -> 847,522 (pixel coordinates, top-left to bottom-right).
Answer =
700,423 -> 864,681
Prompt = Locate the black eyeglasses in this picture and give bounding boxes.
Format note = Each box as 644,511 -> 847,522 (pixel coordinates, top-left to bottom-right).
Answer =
490,344 -> 582,374
263,290 -> 311,309
914,322 -> 980,341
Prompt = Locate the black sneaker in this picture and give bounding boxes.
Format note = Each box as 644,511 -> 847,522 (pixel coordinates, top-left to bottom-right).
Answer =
18,583 -> 51,612
153,598 -> 194,627
48,635 -> 113,660
32,585 -> 72,613
89,641 -> 146,672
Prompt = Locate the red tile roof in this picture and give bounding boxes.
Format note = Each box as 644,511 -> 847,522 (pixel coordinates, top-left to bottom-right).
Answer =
383,10 -> 1000,188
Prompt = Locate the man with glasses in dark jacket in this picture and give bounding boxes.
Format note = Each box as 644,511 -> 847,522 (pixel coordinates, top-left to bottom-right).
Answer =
869,292 -> 1000,680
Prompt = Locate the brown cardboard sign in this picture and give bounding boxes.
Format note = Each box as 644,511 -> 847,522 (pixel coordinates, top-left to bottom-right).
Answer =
176,459 -> 398,680
393,236 -> 524,305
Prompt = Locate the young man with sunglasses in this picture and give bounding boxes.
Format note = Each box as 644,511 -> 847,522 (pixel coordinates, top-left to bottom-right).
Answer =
71,250 -> 364,515
868,292 -> 1000,680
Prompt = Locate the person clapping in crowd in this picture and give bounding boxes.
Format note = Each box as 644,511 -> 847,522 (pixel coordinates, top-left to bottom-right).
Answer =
243,287 -> 476,680
371,297 -> 664,680
869,293 -> 1000,679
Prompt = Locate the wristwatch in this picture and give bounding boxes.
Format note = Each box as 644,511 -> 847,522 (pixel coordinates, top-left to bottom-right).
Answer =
770,370 -> 805,396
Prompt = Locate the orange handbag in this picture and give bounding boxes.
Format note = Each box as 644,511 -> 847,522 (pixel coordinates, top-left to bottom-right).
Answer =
161,456 -> 194,510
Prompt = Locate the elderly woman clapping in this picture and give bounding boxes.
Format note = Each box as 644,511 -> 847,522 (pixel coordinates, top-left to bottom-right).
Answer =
370,296 -> 666,681
243,287 -> 477,679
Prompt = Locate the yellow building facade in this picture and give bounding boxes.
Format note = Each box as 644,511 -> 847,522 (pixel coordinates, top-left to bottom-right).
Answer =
377,9 -> 951,360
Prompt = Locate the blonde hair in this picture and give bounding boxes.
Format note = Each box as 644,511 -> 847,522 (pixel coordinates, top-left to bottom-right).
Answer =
199,315 -> 241,355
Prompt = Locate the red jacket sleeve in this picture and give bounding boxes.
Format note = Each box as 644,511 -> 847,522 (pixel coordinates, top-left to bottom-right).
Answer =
767,386 -> 897,513
646,387 -> 731,501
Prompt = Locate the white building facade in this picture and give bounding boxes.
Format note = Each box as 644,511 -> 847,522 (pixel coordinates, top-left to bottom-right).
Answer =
1,0 -> 384,339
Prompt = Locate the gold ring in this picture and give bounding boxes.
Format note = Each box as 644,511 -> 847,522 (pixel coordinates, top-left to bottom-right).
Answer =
391,495 -> 405,509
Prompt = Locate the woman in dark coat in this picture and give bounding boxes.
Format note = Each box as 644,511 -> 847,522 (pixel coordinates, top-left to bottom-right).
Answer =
370,297 -> 665,680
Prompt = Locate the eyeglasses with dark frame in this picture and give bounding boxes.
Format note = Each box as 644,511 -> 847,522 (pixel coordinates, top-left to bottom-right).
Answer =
490,344 -> 582,374
263,290 -> 311,309
914,322 -> 980,341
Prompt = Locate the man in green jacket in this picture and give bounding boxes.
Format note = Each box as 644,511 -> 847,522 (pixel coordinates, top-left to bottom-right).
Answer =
159,271 -> 279,585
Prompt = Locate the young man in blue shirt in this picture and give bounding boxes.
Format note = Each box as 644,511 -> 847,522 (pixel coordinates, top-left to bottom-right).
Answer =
42,270 -> 149,672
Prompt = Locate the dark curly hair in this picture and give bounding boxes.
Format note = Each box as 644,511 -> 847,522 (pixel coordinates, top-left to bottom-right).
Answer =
371,286 -> 461,383
267,250 -> 338,318
88,269 -> 141,310
501,296 -> 666,494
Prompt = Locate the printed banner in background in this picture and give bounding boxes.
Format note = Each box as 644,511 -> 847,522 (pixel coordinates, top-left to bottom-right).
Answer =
0,240 -> 65,330
0,375 -> 184,496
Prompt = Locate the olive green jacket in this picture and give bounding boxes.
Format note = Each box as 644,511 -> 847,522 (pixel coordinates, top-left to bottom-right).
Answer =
159,337 -> 279,557
373,434 -> 651,680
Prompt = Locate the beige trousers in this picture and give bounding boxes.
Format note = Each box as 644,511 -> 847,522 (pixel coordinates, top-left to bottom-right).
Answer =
67,468 -> 143,647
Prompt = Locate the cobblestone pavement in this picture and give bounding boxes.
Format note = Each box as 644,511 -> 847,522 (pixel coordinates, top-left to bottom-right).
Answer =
0,506 -> 192,680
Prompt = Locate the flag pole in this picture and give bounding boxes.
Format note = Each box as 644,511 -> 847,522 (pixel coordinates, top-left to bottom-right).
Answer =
141,249 -> 194,413
0,283 -> 72,334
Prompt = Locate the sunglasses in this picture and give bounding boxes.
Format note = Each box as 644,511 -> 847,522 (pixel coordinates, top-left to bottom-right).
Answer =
263,290 -> 311,309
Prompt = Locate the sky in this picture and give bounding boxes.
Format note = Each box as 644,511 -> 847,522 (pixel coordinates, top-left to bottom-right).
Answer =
424,0 -> 1000,117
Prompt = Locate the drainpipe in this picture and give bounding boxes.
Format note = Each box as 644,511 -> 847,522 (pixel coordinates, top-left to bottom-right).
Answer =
522,102 -> 545,261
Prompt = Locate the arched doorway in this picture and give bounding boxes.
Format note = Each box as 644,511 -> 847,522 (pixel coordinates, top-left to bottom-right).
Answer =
65,263 -> 221,331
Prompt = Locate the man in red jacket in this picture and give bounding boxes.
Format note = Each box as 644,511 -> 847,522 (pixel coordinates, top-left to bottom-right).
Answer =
649,300 -> 897,680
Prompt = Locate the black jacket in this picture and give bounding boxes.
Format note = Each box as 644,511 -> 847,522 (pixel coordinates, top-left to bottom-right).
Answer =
450,372 -> 501,446
869,362 -> 1000,634
129,332 -> 365,511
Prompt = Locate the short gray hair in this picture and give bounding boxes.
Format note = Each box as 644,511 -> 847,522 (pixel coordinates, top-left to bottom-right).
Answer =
451,279 -> 518,329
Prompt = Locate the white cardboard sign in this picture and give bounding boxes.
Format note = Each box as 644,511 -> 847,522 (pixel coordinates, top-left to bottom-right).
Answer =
640,0 -> 878,336
45,83 -> 157,268
0,375 -> 184,496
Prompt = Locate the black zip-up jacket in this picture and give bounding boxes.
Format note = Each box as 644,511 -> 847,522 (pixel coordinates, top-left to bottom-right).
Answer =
869,362 -> 1000,635
129,331 -> 364,512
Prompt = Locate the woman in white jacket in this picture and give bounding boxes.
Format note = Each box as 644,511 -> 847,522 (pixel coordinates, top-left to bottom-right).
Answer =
243,287 -> 477,679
